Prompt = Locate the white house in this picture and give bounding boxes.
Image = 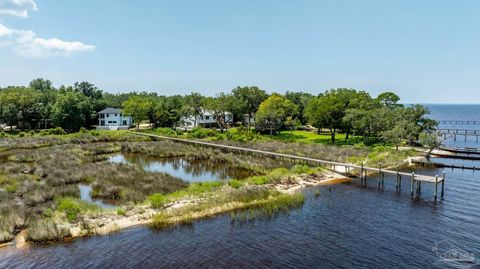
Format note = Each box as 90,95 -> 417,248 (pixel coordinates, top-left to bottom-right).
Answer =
96,108 -> 133,130
180,109 -> 233,129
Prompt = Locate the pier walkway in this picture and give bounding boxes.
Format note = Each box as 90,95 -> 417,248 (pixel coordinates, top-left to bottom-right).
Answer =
133,132 -> 445,200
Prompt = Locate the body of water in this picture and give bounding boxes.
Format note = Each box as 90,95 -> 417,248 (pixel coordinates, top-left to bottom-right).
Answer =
1,105 -> 480,268
427,104 -> 480,149
108,154 -> 254,182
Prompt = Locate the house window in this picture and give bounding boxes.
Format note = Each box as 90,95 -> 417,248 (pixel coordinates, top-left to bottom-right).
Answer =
206,116 -> 210,120
100,114 -> 105,119
213,116 -> 216,120
114,114 -> 117,116
106,114 -> 110,117
123,120 -> 127,126
108,121 -> 112,124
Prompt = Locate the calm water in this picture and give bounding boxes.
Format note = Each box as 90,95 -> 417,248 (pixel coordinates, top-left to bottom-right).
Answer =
109,154 -> 254,182
1,105 -> 480,269
427,104 -> 480,149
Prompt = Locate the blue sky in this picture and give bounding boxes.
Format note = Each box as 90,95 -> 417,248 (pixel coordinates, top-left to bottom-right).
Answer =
1,0 -> 479,103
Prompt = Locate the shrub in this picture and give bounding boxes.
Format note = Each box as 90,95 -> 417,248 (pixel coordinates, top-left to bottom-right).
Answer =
228,179 -> 244,189
291,165 -> 311,174
56,197 -> 99,222
0,131 -> 6,137
188,128 -> 218,139
49,127 -> 67,135
79,127 -> 88,133
265,168 -> 289,183
117,208 -> 126,216
18,132 -> 25,137
148,193 -> 168,208
247,176 -> 268,185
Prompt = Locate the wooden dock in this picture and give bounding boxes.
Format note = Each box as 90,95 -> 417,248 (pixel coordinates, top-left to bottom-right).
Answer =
439,120 -> 480,125
133,132 -> 446,200
437,128 -> 480,142
412,159 -> 480,171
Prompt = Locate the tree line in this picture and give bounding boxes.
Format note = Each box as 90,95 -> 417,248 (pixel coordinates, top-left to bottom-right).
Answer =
0,78 -> 436,145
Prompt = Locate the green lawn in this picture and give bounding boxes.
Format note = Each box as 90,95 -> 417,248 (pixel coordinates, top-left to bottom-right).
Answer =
268,130 -> 359,145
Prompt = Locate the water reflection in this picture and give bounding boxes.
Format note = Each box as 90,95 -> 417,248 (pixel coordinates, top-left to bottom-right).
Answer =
79,184 -> 116,209
109,154 -> 255,182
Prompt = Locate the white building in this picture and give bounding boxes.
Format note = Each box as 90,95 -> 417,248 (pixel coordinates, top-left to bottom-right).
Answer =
180,109 -> 233,129
96,108 -> 133,130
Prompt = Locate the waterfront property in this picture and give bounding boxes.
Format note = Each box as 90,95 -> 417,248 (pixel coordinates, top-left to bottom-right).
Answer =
180,109 -> 233,129
96,108 -> 133,130
135,132 -> 446,200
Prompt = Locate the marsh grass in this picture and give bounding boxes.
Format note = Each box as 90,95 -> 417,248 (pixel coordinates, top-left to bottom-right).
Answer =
26,219 -> 71,242
150,186 -> 305,230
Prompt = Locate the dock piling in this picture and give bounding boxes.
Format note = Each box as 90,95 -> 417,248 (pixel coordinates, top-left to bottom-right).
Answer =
441,171 -> 445,199
410,172 -> 415,197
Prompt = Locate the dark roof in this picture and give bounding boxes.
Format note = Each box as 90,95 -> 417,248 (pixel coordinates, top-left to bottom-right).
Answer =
98,108 -> 121,114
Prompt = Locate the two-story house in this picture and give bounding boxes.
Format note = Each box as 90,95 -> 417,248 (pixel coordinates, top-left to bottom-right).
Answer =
96,108 -> 133,130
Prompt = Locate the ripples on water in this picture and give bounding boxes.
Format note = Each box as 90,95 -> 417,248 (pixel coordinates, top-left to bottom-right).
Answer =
1,166 -> 479,269
1,105 -> 480,268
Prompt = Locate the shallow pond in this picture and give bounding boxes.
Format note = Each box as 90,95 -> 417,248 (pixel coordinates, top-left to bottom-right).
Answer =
108,154 -> 255,182
78,184 -> 116,209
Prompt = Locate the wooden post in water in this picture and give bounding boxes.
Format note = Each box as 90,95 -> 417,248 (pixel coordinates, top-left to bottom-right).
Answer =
441,171 -> 445,198
395,172 -> 399,191
360,162 -> 364,187
378,162 -> 382,189
434,175 -> 439,201
417,181 -> 422,197
410,172 -> 415,197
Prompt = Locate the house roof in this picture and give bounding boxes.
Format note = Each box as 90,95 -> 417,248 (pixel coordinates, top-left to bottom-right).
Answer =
98,108 -> 121,114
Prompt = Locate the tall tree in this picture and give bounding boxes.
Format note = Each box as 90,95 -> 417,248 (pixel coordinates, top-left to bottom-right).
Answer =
122,96 -> 152,130
284,91 -> 313,125
183,92 -> 204,128
256,94 -> 297,135
204,93 -> 234,132
51,91 -> 89,131
231,86 -> 268,129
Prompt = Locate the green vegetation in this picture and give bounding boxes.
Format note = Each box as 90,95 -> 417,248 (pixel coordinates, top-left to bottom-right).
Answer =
148,193 -> 168,208
26,219 -> 71,242
56,197 -> 100,222
151,187 -> 305,230
1,79 -> 436,151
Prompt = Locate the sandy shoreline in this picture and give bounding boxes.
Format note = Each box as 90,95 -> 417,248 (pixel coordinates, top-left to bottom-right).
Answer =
4,172 -> 349,250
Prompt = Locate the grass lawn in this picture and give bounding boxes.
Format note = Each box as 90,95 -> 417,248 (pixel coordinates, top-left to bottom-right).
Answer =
270,130 -> 359,145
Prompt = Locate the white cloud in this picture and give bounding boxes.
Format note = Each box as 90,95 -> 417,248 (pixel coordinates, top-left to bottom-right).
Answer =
0,23 -> 95,57
0,0 -> 37,18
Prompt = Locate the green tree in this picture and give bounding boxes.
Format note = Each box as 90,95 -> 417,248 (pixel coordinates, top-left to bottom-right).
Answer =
231,86 -> 268,129
204,93 -> 234,132
183,92 -> 204,128
52,91 -> 89,131
0,104 -> 21,130
256,94 -> 297,135
284,91 -> 313,125
122,96 -> 152,130
151,95 -> 184,128
376,92 -> 402,109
